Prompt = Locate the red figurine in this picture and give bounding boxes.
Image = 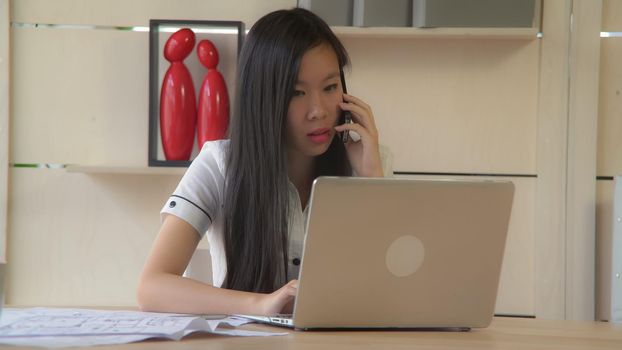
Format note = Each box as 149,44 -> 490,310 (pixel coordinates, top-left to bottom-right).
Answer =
160,28 -> 197,161
197,39 -> 230,147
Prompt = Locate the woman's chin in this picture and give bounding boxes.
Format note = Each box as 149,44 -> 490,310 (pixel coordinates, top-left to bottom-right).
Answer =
307,138 -> 334,156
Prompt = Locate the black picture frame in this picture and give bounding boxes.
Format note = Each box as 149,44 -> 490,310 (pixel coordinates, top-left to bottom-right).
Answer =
148,19 -> 245,167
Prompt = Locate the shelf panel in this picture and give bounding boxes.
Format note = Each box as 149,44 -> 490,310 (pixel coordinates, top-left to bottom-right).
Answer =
332,26 -> 539,39
65,165 -> 186,175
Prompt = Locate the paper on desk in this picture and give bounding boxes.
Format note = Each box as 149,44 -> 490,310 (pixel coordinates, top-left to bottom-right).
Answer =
0,307 -> 287,348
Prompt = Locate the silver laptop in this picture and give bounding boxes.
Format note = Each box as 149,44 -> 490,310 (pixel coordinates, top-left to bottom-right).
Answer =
239,177 -> 514,330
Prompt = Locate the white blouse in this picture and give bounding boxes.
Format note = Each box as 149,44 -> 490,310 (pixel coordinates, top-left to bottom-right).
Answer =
160,140 -> 307,287
161,139 -> 393,287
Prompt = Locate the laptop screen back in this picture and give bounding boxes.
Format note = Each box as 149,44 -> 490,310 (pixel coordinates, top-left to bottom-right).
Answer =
292,177 -> 514,329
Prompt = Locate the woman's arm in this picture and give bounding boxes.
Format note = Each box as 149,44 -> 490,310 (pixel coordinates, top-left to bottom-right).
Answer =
136,215 -> 297,315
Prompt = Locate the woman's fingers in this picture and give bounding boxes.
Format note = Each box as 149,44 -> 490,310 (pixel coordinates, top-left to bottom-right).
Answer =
339,102 -> 373,129
342,94 -> 373,122
279,280 -> 298,313
343,93 -> 371,112
260,280 -> 298,315
283,280 -> 299,296
334,123 -> 373,145
339,103 -> 367,127
339,94 -> 378,137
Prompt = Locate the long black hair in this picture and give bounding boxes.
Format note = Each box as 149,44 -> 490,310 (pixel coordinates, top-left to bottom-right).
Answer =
222,8 -> 351,293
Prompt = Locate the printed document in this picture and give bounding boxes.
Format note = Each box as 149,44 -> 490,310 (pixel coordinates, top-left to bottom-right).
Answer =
0,307 -> 287,348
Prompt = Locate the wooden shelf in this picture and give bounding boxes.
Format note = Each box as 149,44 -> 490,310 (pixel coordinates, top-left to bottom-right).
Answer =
65,165 -> 186,175
331,26 -> 539,39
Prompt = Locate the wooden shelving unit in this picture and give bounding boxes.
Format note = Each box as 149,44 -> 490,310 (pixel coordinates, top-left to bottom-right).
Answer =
331,26 -> 539,39
65,165 -> 186,175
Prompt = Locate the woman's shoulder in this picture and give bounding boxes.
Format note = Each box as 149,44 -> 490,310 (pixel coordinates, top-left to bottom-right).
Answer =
193,139 -> 230,175
198,139 -> 230,157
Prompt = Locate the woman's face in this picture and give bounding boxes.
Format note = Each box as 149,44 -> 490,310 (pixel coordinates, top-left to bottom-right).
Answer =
286,44 -> 343,158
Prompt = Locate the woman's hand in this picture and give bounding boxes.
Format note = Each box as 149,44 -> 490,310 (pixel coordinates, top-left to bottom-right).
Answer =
334,94 -> 384,177
256,279 -> 298,315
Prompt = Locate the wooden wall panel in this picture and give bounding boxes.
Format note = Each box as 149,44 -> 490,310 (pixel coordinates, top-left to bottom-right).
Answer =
343,37 -> 538,174
12,28 -> 541,171
1,0 -> 9,262
596,179 -> 614,321
11,28 -> 148,165
564,0 -> 601,321
11,0 -> 296,27
495,177 -> 535,316
602,0 -> 622,32
7,168 -> 181,306
595,0 -> 622,322
597,39 -> 622,177
396,174 -> 535,316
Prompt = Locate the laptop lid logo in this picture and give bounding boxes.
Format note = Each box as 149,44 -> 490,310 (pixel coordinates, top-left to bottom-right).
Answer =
386,235 -> 425,277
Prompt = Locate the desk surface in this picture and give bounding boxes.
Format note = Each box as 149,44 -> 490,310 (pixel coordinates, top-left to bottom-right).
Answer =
4,316 -> 621,349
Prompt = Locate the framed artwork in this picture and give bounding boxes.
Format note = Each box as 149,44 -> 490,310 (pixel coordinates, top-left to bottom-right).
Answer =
148,19 -> 244,167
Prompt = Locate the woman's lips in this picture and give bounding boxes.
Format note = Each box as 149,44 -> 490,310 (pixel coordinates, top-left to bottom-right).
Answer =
307,128 -> 331,144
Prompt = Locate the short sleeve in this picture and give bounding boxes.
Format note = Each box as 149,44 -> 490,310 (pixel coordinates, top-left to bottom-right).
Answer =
160,140 -> 228,238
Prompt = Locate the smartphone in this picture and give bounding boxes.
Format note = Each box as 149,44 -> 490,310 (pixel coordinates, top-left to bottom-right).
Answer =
339,69 -> 352,143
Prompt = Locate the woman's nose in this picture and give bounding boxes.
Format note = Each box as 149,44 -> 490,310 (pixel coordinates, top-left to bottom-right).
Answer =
307,93 -> 327,120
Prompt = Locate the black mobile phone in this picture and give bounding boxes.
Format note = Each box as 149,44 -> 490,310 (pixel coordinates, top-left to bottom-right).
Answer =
339,69 -> 352,143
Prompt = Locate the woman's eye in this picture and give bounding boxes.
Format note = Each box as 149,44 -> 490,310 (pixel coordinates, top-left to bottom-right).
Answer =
324,84 -> 338,92
293,90 -> 305,97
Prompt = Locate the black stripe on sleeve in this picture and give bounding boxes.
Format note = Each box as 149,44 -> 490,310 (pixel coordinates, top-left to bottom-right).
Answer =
170,195 -> 213,223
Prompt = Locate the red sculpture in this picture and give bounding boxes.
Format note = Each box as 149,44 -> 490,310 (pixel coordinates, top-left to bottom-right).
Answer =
160,28 -> 197,161
197,39 -> 230,147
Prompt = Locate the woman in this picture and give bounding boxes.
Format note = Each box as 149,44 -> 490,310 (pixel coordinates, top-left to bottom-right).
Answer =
137,7 -> 384,316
